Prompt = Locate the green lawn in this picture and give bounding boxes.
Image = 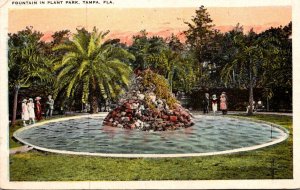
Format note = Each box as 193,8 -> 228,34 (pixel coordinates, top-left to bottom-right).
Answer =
9,114 -> 293,181
10,121 -> 24,148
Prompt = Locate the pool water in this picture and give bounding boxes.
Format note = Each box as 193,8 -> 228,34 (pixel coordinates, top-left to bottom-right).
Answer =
14,115 -> 286,154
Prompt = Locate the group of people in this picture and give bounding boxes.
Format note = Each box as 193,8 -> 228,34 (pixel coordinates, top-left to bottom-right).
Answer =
203,92 -> 228,115
21,95 -> 54,126
246,100 -> 264,113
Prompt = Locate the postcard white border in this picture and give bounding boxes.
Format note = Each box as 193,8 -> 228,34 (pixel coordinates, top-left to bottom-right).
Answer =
1,0 -> 299,189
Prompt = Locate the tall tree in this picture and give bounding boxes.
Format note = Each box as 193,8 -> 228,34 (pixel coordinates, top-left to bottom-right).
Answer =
129,30 -> 168,70
209,24 -> 244,88
184,6 -> 220,88
221,29 -> 280,115
53,28 -> 134,113
131,33 -> 197,93
146,48 -> 197,93
8,27 -> 52,125
258,22 -> 292,107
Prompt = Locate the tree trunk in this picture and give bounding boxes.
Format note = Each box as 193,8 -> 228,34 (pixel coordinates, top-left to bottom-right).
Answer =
247,81 -> 254,116
90,96 -> 98,114
167,71 -> 173,92
11,85 -> 20,126
267,97 -> 269,112
89,79 -> 98,114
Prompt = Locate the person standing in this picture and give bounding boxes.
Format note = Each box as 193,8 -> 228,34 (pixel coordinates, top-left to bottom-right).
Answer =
211,94 -> 218,115
203,93 -> 209,114
35,97 -> 42,121
27,98 -> 35,124
21,99 -> 29,126
220,92 -> 228,115
46,95 -> 54,118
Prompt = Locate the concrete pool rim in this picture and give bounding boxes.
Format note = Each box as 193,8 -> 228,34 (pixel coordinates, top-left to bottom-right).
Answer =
13,113 -> 290,158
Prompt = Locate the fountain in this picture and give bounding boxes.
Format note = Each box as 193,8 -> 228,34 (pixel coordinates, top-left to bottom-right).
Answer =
103,70 -> 193,131
13,114 -> 288,157
13,70 -> 289,157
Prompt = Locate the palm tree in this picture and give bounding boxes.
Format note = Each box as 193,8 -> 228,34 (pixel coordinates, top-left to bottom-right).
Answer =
145,48 -> 197,93
53,28 -> 134,113
221,30 -> 280,115
129,31 -> 167,70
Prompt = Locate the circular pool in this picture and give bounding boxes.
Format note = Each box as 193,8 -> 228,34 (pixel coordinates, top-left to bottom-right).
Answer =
13,114 -> 289,157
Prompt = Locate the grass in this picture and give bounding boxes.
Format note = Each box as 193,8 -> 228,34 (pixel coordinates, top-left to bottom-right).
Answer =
9,114 -> 293,181
9,121 -> 24,148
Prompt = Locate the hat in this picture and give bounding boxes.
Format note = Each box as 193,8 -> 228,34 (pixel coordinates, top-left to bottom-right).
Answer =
29,98 -> 33,101
22,99 -> 27,103
222,92 -> 226,94
35,97 -> 41,100
212,94 -> 217,100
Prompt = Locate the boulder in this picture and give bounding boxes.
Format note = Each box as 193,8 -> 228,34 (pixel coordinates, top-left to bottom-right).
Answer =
103,70 -> 194,131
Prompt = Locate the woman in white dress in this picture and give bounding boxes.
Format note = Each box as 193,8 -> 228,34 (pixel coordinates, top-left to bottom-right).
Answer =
27,98 -> 35,124
21,99 -> 29,126
211,94 -> 218,115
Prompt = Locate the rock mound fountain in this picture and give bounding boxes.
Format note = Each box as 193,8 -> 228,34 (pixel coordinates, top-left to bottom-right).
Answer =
103,70 -> 194,131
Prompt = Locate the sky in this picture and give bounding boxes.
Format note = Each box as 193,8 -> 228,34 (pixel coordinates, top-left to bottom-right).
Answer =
9,7 -> 291,44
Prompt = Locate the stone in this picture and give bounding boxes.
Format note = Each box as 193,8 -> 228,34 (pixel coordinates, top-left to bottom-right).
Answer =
103,70 -> 193,131
121,117 -> 130,122
137,93 -> 145,100
161,114 -> 169,120
125,109 -> 133,113
132,102 -> 139,109
170,116 -> 177,122
130,124 -> 136,129
149,93 -> 156,103
125,103 -> 131,109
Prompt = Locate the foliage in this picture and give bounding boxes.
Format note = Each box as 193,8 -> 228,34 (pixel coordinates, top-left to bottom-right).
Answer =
129,30 -> 168,70
52,27 -> 134,113
184,6 -> 220,88
8,27 -> 53,89
257,22 -> 292,100
184,5 -> 217,52
141,70 -> 177,108
129,32 -> 198,93
8,26 -> 54,125
219,24 -> 291,114
207,24 -> 244,88
8,7 -> 292,113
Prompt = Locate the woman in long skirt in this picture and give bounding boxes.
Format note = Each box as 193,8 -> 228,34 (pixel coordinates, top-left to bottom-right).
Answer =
21,99 -> 29,126
211,94 -> 218,115
220,92 -> 228,115
27,98 -> 35,124
35,97 -> 42,121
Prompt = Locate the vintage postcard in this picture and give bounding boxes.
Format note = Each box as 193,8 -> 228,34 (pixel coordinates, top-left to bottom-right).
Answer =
0,0 -> 299,189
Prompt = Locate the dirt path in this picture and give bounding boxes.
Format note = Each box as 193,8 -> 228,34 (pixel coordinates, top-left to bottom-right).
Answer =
10,145 -> 33,154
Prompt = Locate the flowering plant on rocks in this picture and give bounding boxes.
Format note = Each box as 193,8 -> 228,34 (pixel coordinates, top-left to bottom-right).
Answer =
103,69 -> 194,131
